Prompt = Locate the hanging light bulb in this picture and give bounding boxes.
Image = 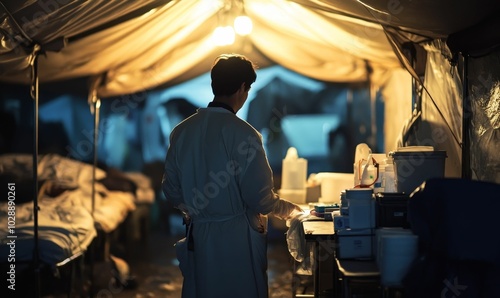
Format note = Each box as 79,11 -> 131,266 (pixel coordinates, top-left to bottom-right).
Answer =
234,15 -> 252,36
212,25 -> 235,46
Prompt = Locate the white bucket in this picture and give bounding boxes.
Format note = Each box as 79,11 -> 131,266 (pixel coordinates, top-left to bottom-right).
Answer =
379,234 -> 418,287
375,228 -> 414,267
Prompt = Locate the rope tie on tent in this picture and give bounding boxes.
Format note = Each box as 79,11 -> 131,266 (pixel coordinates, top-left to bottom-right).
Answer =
437,42 -> 459,77
29,44 -> 42,99
447,52 -> 459,78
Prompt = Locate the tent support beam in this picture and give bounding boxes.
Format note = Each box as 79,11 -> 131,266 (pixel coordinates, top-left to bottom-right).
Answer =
29,44 -> 41,298
87,76 -> 102,297
461,54 -> 471,179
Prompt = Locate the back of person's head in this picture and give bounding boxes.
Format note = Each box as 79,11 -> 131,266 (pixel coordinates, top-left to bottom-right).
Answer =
211,54 -> 257,96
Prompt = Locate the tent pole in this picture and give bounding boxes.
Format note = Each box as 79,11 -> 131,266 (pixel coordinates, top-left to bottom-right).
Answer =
88,79 -> 101,296
461,54 -> 471,179
88,76 -> 102,219
366,61 -> 378,151
29,44 -> 42,298
91,101 -> 100,242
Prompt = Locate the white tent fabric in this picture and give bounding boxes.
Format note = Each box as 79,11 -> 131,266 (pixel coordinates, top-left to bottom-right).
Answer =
0,0 -> 166,76
294,0 -> 499,39
400,40 -> 463,178
2,0 -> 499,96
0,0 -> 404,97
2,4 -> 500,297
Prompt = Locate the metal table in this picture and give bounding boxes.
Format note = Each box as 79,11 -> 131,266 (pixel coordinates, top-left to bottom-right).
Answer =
299,221 -> 335,297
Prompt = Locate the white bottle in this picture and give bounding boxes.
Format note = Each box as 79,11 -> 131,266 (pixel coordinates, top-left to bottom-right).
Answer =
281,147 -> 307,190
383,158 -> 396,192
280,147 -> 308,203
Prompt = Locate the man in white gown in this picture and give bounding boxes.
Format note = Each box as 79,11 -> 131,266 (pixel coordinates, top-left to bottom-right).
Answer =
162,54 -> 302,298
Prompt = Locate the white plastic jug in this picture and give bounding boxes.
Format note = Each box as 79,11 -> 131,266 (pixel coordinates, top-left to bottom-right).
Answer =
281,147 -> 307,190
280,147 -> 307,204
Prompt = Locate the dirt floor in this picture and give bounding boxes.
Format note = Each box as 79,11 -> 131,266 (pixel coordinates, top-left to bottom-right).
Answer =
101,215 -> 298,298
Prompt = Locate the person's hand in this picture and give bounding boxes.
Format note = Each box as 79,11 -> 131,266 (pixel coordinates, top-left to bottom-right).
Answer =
286,206 -> 305,227
180,210 -> 191,225
288,205 -> 304,219
294,204 -> 304,213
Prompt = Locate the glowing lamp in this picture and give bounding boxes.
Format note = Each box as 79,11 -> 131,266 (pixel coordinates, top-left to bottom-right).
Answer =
212,26 -> 235,46
234,15 -> 253,36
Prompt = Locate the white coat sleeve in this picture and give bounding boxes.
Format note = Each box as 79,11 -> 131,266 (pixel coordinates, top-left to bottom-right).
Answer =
162,136 -> 183,208
237,133 -> 301,220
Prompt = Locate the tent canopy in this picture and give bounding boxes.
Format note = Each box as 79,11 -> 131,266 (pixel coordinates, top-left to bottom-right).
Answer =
1,0 -> 499,97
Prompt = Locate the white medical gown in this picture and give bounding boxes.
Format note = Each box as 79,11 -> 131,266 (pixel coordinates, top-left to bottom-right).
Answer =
162,107 -> 298,298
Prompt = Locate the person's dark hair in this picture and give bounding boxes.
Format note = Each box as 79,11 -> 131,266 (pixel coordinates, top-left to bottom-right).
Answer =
211,54 -> 257,96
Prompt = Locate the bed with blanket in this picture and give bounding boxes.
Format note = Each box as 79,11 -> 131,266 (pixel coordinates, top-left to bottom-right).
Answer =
0,153 -> 147,295
0,190 -> 96,266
